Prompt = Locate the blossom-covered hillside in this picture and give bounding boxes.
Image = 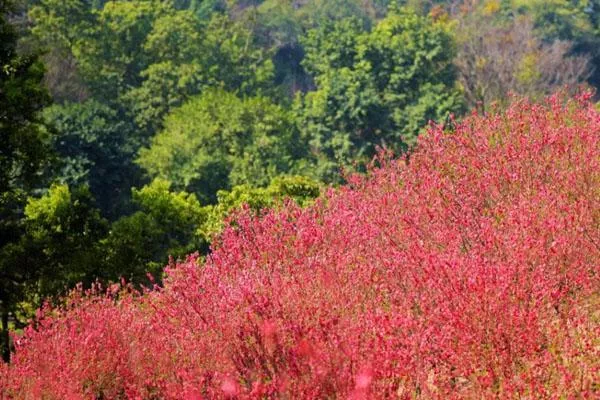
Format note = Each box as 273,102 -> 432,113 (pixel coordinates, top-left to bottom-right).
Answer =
1,95 -> 599,399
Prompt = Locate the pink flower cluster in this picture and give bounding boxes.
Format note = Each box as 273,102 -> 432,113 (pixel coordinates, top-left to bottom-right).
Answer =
2,94 -> 599,399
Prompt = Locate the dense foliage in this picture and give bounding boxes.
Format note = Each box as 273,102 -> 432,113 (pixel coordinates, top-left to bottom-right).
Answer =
0,0 -> 50,362
2,0 -> 600,366
138,89 -> 307,203
1,95 -> 598,398
296,11 -> 463,179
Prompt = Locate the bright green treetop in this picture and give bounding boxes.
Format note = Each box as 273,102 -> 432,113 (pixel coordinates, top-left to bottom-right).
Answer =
138,88 -> 307,203
296,9 -> 463,180
102,178 -> 207,282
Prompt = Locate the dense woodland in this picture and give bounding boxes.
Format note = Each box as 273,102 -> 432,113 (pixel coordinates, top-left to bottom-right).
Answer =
0,0 -> 599,366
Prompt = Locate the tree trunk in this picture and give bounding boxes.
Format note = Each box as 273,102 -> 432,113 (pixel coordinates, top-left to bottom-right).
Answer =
1,305 -> 9,363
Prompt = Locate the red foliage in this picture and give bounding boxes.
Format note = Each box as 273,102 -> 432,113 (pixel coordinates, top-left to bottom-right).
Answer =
2,94 -> 599,398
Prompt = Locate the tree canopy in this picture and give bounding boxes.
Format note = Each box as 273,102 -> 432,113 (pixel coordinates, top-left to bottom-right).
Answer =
296,10 -> 463,179
0,0 -> 51,362
138,89 -> 308,202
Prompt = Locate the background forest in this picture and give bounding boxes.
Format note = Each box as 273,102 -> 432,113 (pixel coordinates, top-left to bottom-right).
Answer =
1,0 -> 599,361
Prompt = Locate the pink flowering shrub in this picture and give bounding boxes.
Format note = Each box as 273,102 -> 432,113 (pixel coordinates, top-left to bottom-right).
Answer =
1,94 -> 599,399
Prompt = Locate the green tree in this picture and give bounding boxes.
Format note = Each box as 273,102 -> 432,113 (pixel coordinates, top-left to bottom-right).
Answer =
360,11 -> 463,137
0,184 -> 107,362
123,11 -> 275,134
75,0 -> 169,100
187,0 -> 225,19
296,10 -> 463,180
19,184 -> 108,301
201,175 -> 321,241
138,89 -> 308,203
301,16 -> 365,76
510,0 -> 595,41
42,100 -> 141,218
102,179 -> 207,282
238,0 -> 384,96
0,0 -> 50,362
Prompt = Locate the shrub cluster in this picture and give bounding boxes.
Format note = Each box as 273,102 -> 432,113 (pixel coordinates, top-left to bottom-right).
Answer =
1,95 -> 599,398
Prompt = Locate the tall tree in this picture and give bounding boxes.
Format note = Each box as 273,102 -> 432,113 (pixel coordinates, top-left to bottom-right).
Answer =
0,0 -> 50,362
124,11 -> 275,135
137,89 -> 308,203
296,9 -> 463,180
102,178 -> 207,282
18,184 -> 108,305
43,100 -> 141,218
